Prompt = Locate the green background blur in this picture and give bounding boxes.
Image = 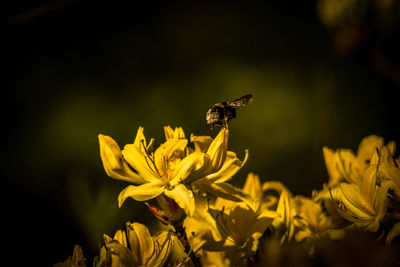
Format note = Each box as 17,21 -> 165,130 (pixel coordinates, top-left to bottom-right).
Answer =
2,1 -> 399,265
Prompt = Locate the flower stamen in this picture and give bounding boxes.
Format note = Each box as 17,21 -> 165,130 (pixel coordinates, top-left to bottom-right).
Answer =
141,139 -> 162,177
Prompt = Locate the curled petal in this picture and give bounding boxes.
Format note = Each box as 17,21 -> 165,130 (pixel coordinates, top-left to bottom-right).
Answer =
207,128 -> 229,171
333,183 -> 375,218
98,134 -> 146,184
295,230 -> 312,243
118,183 -> 165,207
262,181 -> 292,197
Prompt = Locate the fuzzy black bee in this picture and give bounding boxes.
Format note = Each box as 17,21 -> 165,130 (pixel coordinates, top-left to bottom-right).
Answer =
206,94 -> 253,129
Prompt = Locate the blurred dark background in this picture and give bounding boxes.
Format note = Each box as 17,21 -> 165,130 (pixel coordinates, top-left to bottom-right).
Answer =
1,0 -> 399,265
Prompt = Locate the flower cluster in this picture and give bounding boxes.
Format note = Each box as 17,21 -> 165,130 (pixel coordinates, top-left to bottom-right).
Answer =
56,127 -> 400,267
314,136 -> 400,244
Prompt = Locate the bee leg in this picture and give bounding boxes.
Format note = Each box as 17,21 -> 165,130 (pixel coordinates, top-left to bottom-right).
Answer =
223,120 -> 229,129
222,113 -> 229,129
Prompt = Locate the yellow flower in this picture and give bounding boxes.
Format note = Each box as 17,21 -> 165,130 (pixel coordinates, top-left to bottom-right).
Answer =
322,135 -> 396,187
262,181 -> 343,248
99,126 -> 205,216
96,222 -> 174,267
99,126 -> 248,216
184,175 -> 278,264
292,196 -> 344,244
211,203 -> 277,255
190,130 -> 250,206
209,174 -> 278,254
329,159 -> 392,232
317,143 -> 399,238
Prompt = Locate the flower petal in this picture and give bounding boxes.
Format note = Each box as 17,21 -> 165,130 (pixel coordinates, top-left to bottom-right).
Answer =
98,134 -> 147,184
203,150 -> 248,184
360,166 -> 377,208
168,234 -> 189,266
386,222 -> 400,245
356,135 -> 384,173
154,138 -> 188,172
104,234 -> 136,266
250,210 -> 279,235
197,182 -> 256,211
295,230 -> 312,243
164,184 -> 195,217
133,127 -> 152,153
206,128 -> 228,171
133,127 -> 145,144
164,126 -> 174,140
337,149 -> 361,185
191,134 -> 213,152
113,229 -> 128,247
273,191 -> 291,230
170,152 -> 209,185
164,126 -> 185,140
330,183 -> 374,220
374,180 -> 391,223
149,231 -> 174,267
122,144 -> 160,183
118,183 -> 165,207
243,173 -> 262,210
322,146 -> 343,186
127,222 -> 155,263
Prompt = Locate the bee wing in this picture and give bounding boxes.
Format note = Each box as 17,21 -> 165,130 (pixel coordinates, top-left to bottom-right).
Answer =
227,94 -> 253,108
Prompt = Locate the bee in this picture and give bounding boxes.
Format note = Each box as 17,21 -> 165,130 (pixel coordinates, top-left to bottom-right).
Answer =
206,94 -> 253,129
